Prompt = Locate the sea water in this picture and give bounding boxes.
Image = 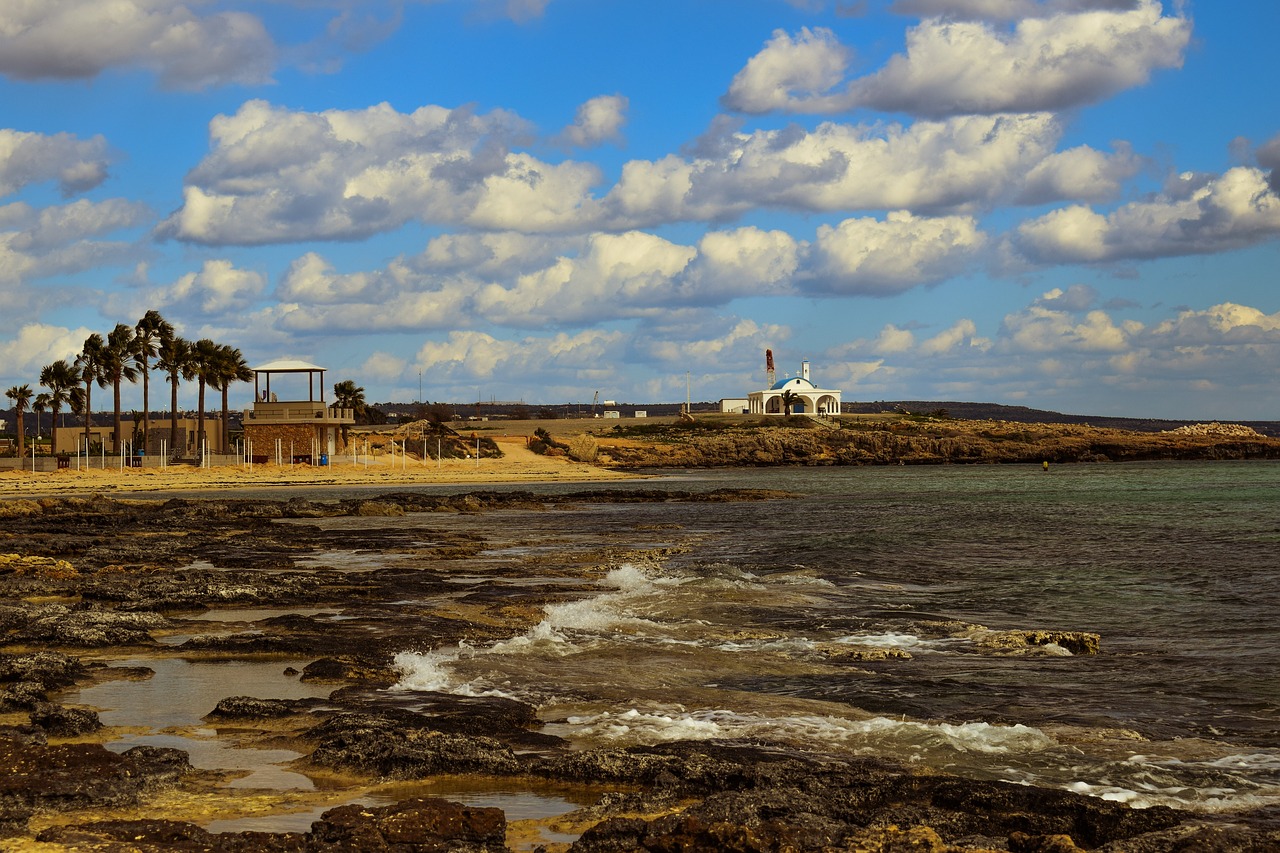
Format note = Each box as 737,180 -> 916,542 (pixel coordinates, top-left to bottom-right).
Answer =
391,461 -> 1280,815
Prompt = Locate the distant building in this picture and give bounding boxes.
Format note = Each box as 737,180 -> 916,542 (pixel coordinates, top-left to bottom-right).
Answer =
747,360 -> 841,416
52,415 -> 224,456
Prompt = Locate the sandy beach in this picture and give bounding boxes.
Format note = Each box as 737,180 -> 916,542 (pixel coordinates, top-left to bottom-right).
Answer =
0,435 -> 644,498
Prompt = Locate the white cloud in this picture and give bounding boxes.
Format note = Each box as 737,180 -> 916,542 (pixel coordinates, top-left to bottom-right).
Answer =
0,198 -> 148,284
159,100 -> 602,244
873,324 -> 916,353
606,113 -> 1115,223
806,211 -> 986,294
473,231 -> 697,325
0,323 -> 93,379
723,27 -> 852,114
1018,143 -> 1142,205
683,227 -> 801,300
360,351 -> 409,381
162,98 -> 1131,246
1001,297 -> 1137,352
890,1 -> 1149,22
415,329 -> 625,383
919,318 -> 988,355
636,317 -> 789,367
0,0 -> 276,89
727,2 -> 1189,116
1015,167 -> 1280,263
1150,303 -> 1280,344
557,95 -> 629,148
0,129 -> 113,198
152,259 -> 266,315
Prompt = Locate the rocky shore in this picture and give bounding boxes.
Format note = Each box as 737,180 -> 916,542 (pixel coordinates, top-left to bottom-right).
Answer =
594,416 -> 1280,468
1,491 -> 1276,852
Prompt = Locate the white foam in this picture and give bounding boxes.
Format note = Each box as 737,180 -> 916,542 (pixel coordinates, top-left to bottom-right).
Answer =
393,563 -> 664,692
556,706 -> 1056,758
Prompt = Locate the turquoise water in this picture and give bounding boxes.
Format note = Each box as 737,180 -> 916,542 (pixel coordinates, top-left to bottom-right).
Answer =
391,461 -> 1280,814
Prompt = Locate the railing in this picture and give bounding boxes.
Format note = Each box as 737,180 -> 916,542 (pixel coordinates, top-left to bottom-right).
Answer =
244,406 -> 354,422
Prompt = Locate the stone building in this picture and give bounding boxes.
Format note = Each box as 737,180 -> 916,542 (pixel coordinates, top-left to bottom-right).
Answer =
241,359 -> 354,463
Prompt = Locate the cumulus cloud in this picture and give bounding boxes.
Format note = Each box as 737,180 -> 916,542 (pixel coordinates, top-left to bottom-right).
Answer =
919,318 -> 989,355
805,211 -> 986,294
723,28 -> 852,114
162,98 -> 1131,246
726,1 -> 1189,116
1014,167 -> 1280,264
1001,294 -> 1140,352
890,0 -> 1146,21
264,212 -> 988,339
1035,284 -> 1098,312
1018,143 -> 1142,205
680,227 -> 801,301
556,95 -> 629,148
158,100 -> 602,244
1258,132 -> 1280,193
824,290 -> 1280,416
473,231 -> 697,325
415,328 -> 625,385
0,0 -> 277,89
634,316 -> 789,367
0,198 -> 149,284
0,323 -> 95,384
0,130 -> 113,198
149,259 -> 266,316
605,112 -> 1111,224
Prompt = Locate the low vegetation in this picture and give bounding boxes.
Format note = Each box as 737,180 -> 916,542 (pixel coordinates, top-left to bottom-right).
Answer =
590,415 -> 1280,467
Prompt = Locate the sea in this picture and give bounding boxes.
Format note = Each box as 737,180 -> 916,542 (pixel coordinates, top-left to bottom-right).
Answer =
384,460 -> 1280,818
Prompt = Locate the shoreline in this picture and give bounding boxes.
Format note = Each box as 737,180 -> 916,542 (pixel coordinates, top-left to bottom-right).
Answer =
1,484 -> 1276,850
0,434 -> 645,499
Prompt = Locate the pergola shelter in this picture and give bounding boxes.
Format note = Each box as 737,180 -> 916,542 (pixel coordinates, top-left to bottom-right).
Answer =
242,359 -> 354,462
747,360 -> 842,416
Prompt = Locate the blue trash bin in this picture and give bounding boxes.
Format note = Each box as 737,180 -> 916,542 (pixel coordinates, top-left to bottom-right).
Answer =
319,454 -> 329,466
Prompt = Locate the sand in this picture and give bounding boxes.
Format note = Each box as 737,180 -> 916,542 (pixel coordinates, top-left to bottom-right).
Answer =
0,435 -> 643,498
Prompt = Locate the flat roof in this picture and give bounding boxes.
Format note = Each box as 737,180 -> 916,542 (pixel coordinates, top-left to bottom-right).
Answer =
251,359 -> 326,372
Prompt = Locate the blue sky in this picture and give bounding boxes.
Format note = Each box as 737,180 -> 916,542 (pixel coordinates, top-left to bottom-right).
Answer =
2,0 -> 1278,419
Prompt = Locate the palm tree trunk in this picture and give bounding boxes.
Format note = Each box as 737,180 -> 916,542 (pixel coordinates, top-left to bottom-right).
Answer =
197,380 -> 206,459
221,385 -> 230,454
113,377 -> 123,454
141,370 -> 150,454
15,411 -> 23,456
83,381 -> 92,453
170,373 -> 180,458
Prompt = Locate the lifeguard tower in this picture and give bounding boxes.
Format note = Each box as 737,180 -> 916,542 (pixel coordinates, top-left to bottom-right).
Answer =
241,359 -> 354,463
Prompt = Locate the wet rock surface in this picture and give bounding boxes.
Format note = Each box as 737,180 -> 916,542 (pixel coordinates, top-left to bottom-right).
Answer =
0,489 -> 1276,851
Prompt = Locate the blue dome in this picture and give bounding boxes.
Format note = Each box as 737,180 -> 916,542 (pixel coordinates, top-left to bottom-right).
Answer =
770,376 -> 815,390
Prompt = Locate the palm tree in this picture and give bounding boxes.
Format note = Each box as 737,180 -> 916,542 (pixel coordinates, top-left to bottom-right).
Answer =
134,310 -> 173,453
75,333 -> 107,454
34,393 -> 50,452
101,323 -> 140,453
39,359 -> 77,454
156,334 -> 190,457
188,338 -> 221,457
213,344 -> 253,453
332,379 -> 366,445
779,389 -> 799,417
5,385 -> 33,456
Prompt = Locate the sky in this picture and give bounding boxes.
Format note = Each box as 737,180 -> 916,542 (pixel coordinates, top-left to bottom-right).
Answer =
1,0 -> 1278,419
